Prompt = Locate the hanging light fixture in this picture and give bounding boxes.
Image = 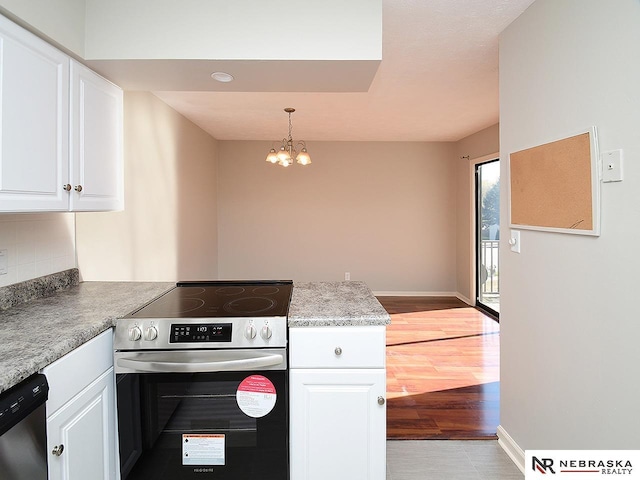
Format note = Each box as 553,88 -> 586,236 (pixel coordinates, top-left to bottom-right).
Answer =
266,108 -> 311,167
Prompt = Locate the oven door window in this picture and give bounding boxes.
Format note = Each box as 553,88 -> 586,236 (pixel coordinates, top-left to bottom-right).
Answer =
118,371 -> 288,480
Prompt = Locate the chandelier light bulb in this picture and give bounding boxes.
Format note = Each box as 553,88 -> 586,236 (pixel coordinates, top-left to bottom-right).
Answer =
266,148 -> 278,163
296,148 -> 311,166
276,146 -> 291,164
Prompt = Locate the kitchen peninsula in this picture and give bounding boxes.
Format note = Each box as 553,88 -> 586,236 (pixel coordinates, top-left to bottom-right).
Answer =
0,272 -> 390,480
0,273 -> 389,392
289,281 -> 390,480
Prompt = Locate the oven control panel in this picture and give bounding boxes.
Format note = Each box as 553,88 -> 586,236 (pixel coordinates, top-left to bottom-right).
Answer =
170,323 -> 232,343
114,317 -> 287,350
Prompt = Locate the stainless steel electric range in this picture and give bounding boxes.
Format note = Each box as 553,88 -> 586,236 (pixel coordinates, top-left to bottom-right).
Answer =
113,280 -> 293,480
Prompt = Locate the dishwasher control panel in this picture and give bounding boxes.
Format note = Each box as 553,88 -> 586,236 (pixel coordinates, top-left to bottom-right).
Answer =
0,373 -> 48,436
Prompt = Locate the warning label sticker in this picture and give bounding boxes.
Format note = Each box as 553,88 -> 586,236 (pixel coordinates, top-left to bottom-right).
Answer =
182,434 -> 225,466
236,375 -> 277,418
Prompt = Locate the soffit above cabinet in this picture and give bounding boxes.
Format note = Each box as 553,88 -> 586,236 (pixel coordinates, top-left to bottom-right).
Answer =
85,0 -> 382,93
0,0 -> 382,93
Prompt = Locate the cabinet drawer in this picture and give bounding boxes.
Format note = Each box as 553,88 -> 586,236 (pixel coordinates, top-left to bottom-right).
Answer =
290,326 -> 385,368
42,329 -> 113,415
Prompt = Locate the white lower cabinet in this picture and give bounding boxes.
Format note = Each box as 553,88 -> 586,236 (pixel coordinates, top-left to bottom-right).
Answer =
42,329 -> 118,480
46,369 -> 116,480
289,326 -> 387,480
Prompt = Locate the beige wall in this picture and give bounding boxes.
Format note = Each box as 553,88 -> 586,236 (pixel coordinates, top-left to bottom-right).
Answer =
0,116 -> 494,297
455,124 -> 500,302
76,92 -> 218,281
500,0 -> 640,453
0,89 -> 494,294
217,141 -> 457,293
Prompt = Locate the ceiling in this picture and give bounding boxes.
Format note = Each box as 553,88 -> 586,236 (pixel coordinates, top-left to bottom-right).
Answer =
145,0 -> 535,143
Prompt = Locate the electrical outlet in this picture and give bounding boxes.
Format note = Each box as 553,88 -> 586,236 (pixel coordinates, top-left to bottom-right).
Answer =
0,249 -> 7,275
344,272 -> 351,281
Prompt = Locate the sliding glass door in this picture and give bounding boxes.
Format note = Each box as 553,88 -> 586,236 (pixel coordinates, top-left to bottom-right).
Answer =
476,160 -> 500,316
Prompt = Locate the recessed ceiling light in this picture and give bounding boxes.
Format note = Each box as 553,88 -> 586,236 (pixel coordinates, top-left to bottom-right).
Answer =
211,71 -> 234,83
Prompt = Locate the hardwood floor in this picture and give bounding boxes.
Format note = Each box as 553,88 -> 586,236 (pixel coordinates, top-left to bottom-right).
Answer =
378,296 -> 500,440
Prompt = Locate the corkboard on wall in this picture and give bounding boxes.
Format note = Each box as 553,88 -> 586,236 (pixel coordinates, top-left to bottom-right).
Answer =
509,129 -> 600,236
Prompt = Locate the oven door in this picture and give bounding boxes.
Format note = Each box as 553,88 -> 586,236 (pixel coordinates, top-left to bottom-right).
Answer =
115,351 -> 288,480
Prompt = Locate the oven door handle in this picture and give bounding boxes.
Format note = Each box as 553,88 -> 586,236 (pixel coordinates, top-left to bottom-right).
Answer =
116,352 -> 285,373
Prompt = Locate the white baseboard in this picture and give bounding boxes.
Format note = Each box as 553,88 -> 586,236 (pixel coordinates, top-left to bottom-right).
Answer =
497,425 -> 525,474
455,292 -> 473,305
373,290 -> 460,297
372,291 -> 474,306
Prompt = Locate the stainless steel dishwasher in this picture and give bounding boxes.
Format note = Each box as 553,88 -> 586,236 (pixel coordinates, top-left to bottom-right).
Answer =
0,373 -> 49,480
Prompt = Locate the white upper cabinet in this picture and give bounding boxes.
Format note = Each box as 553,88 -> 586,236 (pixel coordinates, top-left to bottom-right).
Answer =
0,14 -> 70,211
0,14 -> 123,212
70,60 -> 123,211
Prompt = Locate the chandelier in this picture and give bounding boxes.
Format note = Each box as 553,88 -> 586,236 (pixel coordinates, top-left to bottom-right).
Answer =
265,108 -> 311,167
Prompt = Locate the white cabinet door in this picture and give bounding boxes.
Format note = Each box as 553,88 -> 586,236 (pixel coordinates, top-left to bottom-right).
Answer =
46,368 -> 118,480
290,368 -> 386,480
69,60 -> 123,211
43,330 -> 118,480
0,14 -> 70,211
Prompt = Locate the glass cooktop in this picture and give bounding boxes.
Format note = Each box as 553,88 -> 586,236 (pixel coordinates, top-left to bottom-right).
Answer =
127,281 -> 293,318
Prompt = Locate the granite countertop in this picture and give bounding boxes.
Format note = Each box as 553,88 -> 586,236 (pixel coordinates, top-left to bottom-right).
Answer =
289,281 -> 390,327
1,276 -> 389,394
0,277 -> 172,394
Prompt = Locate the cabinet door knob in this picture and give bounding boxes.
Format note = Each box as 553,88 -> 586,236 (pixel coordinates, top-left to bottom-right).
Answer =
74,185 -> 83,192
52,444 -> 64,456
334,347 -> 342,356
63,184 -> 72,192
377,396 -> 385,406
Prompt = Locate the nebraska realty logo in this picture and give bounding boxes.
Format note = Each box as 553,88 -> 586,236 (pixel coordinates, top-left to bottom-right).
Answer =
525,451 -> 640,478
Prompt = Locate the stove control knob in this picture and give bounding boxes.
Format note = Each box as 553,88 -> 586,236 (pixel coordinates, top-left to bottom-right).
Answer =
128,326 -> 142,342
261,324 -> 272,340
144,326 -> 158,341
245,325 -> 257,340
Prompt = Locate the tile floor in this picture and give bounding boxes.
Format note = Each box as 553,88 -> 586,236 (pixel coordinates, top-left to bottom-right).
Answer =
387,440 -> 523,479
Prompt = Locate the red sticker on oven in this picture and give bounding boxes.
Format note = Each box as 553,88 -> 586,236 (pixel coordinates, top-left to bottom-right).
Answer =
236,375 -> 277,418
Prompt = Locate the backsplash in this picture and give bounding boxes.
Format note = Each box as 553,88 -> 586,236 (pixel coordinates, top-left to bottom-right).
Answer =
0,268 -> 79,311
0,214 -> 76,288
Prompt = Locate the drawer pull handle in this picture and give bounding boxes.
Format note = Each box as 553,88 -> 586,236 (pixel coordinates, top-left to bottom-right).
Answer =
377,396 -> 385,406
52,444 -> 64,456
75,185 -> 83,192
334,347 -> 342,356
63,184 -> 72,192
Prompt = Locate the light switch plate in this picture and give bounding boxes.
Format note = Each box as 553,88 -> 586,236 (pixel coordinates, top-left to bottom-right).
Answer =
509,230 -> 521,254
602,149 -> 623,182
